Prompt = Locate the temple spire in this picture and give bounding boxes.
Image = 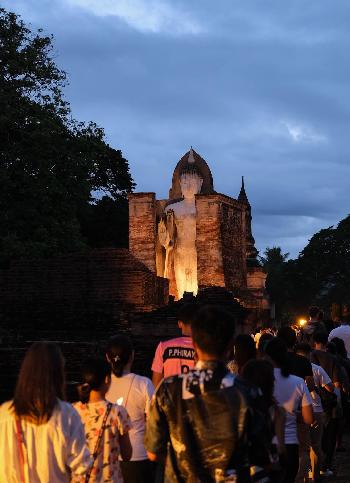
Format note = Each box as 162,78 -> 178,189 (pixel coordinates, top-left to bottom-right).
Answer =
238,175 -> 249,205
188,147 -> 195,164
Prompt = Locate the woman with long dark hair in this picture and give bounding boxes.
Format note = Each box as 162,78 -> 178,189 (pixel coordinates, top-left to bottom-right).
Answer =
265,337 -> 314,483
105,335 -> 155,483
0,341 -> 91,482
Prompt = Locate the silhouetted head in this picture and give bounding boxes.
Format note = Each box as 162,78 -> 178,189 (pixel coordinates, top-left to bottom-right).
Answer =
331,337 -> 347,359
277,326 -> 297,350
177,303 -> 198,335
79,357 -> 111,402
309,306 -> 320,320
192,305 -> 235,359
265,337 -> 290,378
313,330 -> 328,347
234,334 -> 256,372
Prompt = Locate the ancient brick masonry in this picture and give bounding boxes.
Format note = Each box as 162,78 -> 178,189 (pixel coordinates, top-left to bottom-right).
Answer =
128,193 -> 157,274
0,249 -> 170,402
0,248 -> 167,312
196,194 -> 247,293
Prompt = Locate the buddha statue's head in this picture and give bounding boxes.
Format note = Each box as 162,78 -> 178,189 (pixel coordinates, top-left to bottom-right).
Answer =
179,165 -> 203,200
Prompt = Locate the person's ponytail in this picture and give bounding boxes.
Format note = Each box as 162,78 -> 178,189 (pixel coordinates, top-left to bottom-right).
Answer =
110,354 -> 124,377
78,382 -> 91,403
106,335 -> 133,378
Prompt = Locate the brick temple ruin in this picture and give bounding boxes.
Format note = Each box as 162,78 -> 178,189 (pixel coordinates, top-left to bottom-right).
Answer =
129,148 -> 269,314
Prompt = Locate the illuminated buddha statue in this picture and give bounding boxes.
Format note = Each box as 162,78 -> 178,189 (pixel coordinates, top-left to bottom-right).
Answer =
158,163 -> 203,298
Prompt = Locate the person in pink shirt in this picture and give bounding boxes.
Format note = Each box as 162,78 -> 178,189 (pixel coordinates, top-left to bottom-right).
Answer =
152,304 -> 197,387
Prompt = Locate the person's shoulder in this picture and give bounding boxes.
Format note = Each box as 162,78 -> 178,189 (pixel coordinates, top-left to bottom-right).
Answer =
166,336 -> 193,346
58,400 -> 82,418
132,373 -> 154,389
133,372 -> 151,383
0,400 -> 14,421
71,400 -> 85,414
153,373 -> 182,401
155,340 -> 164,351
288,373 -> 305,386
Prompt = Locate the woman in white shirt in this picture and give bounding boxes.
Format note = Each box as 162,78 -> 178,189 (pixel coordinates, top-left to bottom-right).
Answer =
106,335 -> 155,483
0,341 -> 91,483
265,337 -> 314,483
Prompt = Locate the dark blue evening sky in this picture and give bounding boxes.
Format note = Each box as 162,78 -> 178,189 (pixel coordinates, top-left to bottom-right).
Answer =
3,0 -> 350,258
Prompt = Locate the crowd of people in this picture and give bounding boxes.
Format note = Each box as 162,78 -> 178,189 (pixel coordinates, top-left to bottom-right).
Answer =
0,304 -> 350,482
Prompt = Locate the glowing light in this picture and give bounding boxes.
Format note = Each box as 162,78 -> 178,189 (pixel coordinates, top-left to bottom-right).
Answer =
299,318 -> 307,327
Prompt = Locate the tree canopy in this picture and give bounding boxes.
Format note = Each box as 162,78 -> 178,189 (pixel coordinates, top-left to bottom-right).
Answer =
0,8 -> 134,264
263,215 -> 350,318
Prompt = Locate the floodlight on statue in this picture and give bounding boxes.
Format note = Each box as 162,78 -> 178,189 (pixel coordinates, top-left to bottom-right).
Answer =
298,318 -> 307,327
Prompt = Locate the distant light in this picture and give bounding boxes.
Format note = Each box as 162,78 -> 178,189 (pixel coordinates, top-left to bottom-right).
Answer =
299,318 -> 307,327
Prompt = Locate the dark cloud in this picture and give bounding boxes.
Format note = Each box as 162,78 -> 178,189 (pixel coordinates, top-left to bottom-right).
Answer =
3,0 -> 350,257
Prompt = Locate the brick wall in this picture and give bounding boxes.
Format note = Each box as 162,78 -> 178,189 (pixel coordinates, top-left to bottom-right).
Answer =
128,193 -> 157,273
0,249 -> 171,402
196,195 -> 226,288
220,198 -> 247,292
196,193 -> 247,293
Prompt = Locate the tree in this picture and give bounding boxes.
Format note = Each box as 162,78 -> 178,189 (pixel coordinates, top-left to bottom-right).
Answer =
293,216 -> 350,309
0,8 -> 134,264
78,195 -> 129,248
265,215 -> 350,318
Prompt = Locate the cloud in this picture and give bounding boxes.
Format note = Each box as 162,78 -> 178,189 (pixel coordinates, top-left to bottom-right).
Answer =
282,121 -> 327,144
65,0 -> 203,34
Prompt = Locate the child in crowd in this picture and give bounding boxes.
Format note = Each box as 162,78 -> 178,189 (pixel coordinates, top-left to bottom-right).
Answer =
75,357 -> 132,483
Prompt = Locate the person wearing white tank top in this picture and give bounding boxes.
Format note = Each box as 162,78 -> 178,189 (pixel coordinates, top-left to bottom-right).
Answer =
106,335 -> 155,483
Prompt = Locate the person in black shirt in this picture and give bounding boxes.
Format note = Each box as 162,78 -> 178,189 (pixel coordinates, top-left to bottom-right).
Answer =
145,305 -> 252,482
